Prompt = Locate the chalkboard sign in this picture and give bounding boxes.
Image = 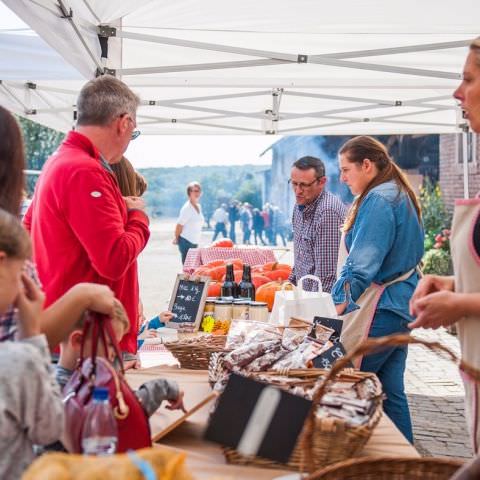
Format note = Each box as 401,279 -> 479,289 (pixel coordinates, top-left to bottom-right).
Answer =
167,274 -> 210,331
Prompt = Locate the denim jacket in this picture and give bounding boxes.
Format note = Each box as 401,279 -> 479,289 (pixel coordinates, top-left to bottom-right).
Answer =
332,181 -> 424,322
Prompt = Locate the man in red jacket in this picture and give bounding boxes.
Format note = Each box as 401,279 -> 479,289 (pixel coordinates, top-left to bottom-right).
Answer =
24,75 -> 149,357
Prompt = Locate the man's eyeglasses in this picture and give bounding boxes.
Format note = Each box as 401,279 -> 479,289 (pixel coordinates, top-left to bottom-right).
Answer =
288,178 -> 320,190
121,114 -> 141,140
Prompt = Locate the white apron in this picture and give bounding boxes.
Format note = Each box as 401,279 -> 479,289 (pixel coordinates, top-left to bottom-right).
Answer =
336,233 -> 415,368
450,197 -> 480,452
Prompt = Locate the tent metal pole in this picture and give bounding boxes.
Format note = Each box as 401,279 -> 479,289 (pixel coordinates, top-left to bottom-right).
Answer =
127,78 -> 456,89
463,128 -> 470,199
313,40 -> 472,60
56,0 -> 103,73
0,83 -> 29,111
143,90 -> 270,105
307,57 -> 461,80
118,59 -> 288,75
117,31 -> 298,62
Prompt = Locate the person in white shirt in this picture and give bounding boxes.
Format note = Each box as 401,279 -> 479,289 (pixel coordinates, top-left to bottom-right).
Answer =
211,203 -> 229,241
173,181 -> 204,264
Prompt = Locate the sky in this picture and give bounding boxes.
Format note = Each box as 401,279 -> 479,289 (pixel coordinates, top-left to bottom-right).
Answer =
125,135 -> 281,168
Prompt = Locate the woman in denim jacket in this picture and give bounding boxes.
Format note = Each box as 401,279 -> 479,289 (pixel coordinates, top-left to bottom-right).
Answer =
332,136 -> 424,443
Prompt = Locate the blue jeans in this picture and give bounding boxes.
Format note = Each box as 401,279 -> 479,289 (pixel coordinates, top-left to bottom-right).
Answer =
212,222 -> 228,241
360,309 -> 413,443
178,236 -> 197,264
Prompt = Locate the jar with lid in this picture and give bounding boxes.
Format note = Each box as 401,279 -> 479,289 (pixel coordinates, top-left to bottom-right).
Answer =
200,298 -> 216,332
232,299 -> 250,320
248,301 -> 269,322
213,299 -> 233,334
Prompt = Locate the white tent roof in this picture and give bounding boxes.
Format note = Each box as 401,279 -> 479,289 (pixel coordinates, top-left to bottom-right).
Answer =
0,0 -> 478,135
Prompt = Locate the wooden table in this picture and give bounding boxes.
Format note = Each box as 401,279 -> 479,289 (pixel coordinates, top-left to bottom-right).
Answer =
127,367 -> 420,479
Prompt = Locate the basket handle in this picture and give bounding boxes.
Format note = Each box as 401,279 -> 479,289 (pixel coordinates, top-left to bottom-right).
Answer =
301,333 -> 480,473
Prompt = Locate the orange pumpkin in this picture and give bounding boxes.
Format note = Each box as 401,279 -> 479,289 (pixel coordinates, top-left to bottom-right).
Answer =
205,260 -> 226,268
260,262 -> 292,272
224,258 -> 243,270
221,269 -> 243,283
192,266 -> 212,278
251,274 -> 271,289
208,265 -> 228,282
207,281 -> 222,297
212,239 -> 234,248
256,280 -> 293,311
263,269 -> 290,282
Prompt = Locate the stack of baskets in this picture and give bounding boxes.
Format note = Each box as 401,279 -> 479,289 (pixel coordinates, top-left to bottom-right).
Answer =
164,335 -> 231,370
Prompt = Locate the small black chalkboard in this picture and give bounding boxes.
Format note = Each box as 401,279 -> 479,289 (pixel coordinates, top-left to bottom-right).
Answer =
312,342 -> 352,369
167,274 -> 210,331
205,373 -> 311,463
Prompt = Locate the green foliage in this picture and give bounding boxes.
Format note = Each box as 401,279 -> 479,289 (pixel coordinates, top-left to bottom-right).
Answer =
140,165 -> 264,220
420,178 -> 450,238
422,248 -> 453,276
17,116 -> 64,193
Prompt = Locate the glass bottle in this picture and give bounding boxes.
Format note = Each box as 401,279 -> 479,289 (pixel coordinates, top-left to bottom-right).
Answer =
238,264 -> 255,300
221,264 -> 238,298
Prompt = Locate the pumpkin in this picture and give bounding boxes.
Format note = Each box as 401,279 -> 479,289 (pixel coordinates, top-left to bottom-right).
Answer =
225,258 -> 243,270
211,239 -> 234,248
221,270 -> 243,283
251,274 -> 271,289
207,281 -> 222,297
256,280 -> 293,311
192,266 -> 212,278
260,262 -> 292,272
262,269 -> 291,282
208,265 -> 228,282
205,260 -> 226,268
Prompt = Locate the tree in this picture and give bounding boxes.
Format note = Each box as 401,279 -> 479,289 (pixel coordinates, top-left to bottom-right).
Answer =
17,116 -> 64,193
235,177 -> 262,208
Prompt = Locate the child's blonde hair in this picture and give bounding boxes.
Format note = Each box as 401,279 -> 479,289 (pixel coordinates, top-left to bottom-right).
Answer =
62,299 -> 130,344
0,208 -> 31,259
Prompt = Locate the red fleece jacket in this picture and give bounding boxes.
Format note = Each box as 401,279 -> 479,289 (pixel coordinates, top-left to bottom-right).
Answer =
24,131 -> 150,353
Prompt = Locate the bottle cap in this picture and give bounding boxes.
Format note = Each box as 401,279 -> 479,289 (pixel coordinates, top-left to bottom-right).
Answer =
93,386 -> 110,401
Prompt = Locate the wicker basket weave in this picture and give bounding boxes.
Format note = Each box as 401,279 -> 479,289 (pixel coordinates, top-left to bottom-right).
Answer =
223,333 -> 480,473
223,368 -> 383,472
165,335 -> 231,370
306,456 -> 464,480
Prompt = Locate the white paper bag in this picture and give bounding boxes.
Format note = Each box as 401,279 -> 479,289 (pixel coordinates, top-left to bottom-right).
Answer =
270,275 -> 337,326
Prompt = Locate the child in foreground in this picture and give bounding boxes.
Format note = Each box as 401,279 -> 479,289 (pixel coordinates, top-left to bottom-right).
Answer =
57,301 -> 185,420
0,209 -> 64,479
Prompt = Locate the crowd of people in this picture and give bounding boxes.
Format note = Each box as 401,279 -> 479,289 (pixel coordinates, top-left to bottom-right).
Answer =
1,36 -> 480,478
211,201 -> 291,247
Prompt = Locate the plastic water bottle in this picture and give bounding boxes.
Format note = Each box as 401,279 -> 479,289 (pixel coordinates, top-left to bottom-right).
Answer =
81,387 -> 118,455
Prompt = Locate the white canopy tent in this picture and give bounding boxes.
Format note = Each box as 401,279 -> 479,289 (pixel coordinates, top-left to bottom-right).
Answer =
0,1 -> 477,197
0,0 -> 478,137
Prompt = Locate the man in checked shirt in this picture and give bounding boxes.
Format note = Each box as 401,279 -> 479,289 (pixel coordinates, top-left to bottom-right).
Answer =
288,156 -> 347,292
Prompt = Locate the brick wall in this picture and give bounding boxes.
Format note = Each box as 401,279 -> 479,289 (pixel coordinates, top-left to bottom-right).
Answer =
439,134 -> 480,212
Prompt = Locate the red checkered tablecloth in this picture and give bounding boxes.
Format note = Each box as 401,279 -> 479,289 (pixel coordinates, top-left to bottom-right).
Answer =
183,247 -> 277,273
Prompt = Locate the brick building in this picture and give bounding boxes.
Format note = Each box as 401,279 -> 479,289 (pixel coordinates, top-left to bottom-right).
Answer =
439,133 -> 480,212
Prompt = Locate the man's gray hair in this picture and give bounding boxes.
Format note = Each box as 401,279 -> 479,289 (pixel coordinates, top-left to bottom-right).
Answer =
76,75 -> 140,126
292,156 -> 326,178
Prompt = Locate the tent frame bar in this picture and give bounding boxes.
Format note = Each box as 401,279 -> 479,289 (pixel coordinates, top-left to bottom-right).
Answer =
116,30 -> 463,79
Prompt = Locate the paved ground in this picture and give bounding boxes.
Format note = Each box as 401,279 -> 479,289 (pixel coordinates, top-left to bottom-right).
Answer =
139,219 -> 472,459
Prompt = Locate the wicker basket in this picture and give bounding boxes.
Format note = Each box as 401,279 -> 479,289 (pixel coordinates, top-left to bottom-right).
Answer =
305,456 -> 464,479
223,368 -> 383,472
223,334 -> 480,473
165,335 -> 231,370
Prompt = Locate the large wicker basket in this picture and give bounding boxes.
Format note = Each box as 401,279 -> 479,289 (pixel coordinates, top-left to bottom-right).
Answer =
223,368 -> 383,471
223,334 -> 480,473
305,456 -> 464,480
164,335 -> 231,370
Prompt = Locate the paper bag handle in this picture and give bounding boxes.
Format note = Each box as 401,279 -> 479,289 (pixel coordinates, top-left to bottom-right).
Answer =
297,275 -> 323,298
